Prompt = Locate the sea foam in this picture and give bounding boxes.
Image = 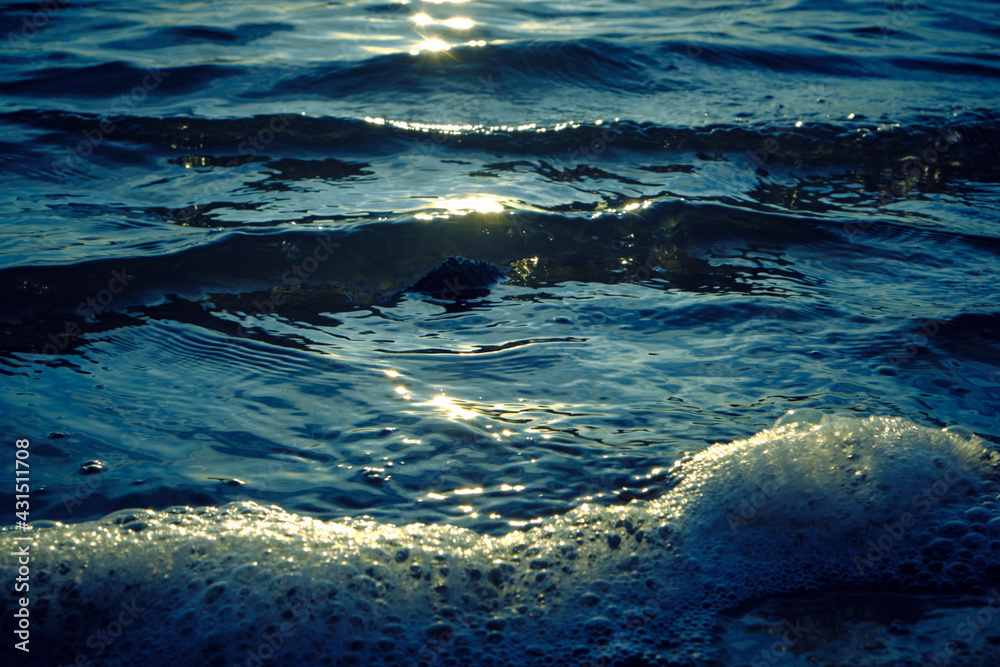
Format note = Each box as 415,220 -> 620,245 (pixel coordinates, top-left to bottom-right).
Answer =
5,413 -> 998,666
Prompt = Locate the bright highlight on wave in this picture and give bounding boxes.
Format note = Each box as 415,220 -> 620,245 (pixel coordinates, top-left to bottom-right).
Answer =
429,394 -> 478,420
363,117 -> 550,136
412,197 -> 503,220
444,197 -> 503,214
410,38 -> 450,54
412,14 -> 473,30
442,17 -> 474,29
590,199 -> 652,218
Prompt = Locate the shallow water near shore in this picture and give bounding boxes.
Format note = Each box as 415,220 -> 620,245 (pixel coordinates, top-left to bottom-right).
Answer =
7,415 -> 1000,665
1,0 -> 999,664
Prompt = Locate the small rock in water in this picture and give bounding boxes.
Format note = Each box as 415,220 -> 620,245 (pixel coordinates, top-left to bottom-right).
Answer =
407,256 -> 505,300
79,460 -> 105,475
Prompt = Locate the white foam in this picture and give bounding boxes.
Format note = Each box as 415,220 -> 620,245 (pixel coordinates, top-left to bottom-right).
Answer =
5,414 -> 999,665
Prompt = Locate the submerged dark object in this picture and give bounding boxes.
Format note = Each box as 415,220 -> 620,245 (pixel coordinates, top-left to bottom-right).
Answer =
406,256 -> 505,300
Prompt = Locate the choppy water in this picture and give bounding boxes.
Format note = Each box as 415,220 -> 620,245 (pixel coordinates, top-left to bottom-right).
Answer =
1,0 -> 999,665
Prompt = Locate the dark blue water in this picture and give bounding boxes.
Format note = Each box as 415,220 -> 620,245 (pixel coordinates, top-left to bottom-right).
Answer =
2,1 -> 999,665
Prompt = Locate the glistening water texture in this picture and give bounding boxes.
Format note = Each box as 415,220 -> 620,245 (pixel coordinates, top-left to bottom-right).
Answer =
1,0 -> 999,665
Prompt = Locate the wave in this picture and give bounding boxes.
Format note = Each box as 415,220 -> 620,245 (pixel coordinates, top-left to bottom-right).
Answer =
0,197 -> 819,323
0,62 -> 243,98
2,191 -> 998,334
3,107 -> 997,176
5,413 -> 999,665
254,40 -> 677,100
4,33 -> 999,105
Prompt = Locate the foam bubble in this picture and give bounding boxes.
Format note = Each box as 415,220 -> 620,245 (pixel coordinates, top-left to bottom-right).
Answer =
4,415 -> 998,665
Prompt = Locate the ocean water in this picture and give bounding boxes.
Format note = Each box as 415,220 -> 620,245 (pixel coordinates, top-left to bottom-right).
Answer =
1,0 -> 999,665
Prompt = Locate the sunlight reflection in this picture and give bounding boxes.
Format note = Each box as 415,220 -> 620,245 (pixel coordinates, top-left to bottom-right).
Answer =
590,198 -> 652,219
445,197 -> 503,214
412,12 -> 433,26
429,394 -> 478,420
363,117 -> 543,136
412,196 -> 504,221
442,17 -> 474,29
413,38 -> 451,53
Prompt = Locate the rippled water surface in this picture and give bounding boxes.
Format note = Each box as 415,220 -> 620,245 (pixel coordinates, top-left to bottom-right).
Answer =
2,0 -> 999,664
